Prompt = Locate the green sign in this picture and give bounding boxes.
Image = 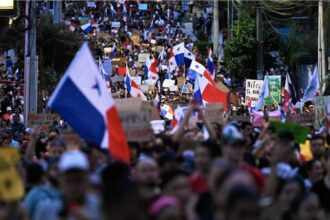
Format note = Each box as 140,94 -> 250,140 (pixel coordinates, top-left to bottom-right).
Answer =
269,121 -> 310,144
264,75 -> 281,105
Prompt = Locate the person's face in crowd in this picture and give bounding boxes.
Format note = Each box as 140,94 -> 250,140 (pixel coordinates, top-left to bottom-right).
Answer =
163,175 -> 190,205
60,170 -> 89,203
214,171 -> 255,211
155,206 -> 183,220
310,138 -> 325,159
226,198 -> 259,220
296,193 -> 323,220
14,108 -> 19,115
48,131 -> 58,138
2,138 -> 11,147
278,181 -> 303,212
307,160 -> 323,183
195,145 -> 211,174
47,142 -> 66,158
223,142 -> 245,164
135,159 -> 159,185
129,146 -> 139,164
243,125 -> 253,137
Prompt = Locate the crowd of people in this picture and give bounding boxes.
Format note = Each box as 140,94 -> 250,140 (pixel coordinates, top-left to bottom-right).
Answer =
0,1 -> 327,220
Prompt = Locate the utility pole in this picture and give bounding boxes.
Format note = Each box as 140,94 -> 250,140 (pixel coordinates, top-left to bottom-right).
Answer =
213,0 -> 219,67
256,3 -> 264,80
53,0 -> 62,24
318,0 -> 327,93
24,0 -> 38,125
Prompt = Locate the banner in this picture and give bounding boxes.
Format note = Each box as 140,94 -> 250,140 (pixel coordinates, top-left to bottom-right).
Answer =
315,96 -> 330,129
27,114 -> 61,131
264,75 -> 281,105
245,80 -> 263,107
292,113 -> 315,126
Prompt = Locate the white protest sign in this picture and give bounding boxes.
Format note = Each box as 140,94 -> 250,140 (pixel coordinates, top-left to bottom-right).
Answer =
315,96 -> 330,129
163,79 -> 175,88
245,80 -> 263,107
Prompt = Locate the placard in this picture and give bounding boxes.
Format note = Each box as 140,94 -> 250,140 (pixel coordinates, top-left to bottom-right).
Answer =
138,53 -> 150,63
0,148 -> 24,201
118,111 -> 153,142
204,103 -> 224,124
163,79 -> 175,88
245,79 -> 263,107
115,98 -> 143,111
264,75 -> 281,105
292,113 -> 315,126
112,22 -> 121,28
27,114 -> 61,131
269,121 -> 310,144
315,96 -> 330,129
138,3 -> 148,10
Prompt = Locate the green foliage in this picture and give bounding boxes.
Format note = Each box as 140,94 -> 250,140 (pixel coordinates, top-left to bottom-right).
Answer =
194,40 -> 212,56
280,23 -> 317,69
224,11 -> 257,80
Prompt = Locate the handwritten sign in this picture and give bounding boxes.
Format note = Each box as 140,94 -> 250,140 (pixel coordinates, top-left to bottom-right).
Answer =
245,79 -> 263,107
0,148 -> 24,201
292,113 -> 315,126
27,114 -> 60,131
205,103 -> 224,124
315,96 -> 330,129
119,111 -> 153,142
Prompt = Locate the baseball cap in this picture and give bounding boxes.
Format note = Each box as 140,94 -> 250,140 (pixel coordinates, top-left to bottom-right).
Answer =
221,125 -> 246,145
6,106 -> 12,111
59,150 -> 89,173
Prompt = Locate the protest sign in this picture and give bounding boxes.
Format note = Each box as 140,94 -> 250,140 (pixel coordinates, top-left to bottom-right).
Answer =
231,115 -> 251,123
292,113 -> 315,126
118,111 -> 153,142
115,98 -> 143,111
110,75 -> 124,83
169,85 -> 178,92
163,79 -> 175,87
204,103 -> 224,124
269,121 -> 310,144
87,1 -> 96,8
245,79 -> 263,107
150,120 -> 165,134
138,3 -> 148,10
315,96 -> 330,129
252,111 -> 281,127
112,22 -> 121,28
264,75 -> 281,105
112,57 -> 126,66
138,53 -> 150,64
0,148 -> 24,201
28,114 -> 60,131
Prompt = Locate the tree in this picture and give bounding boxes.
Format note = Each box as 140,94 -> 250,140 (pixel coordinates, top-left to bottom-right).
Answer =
224,11 -> 257,81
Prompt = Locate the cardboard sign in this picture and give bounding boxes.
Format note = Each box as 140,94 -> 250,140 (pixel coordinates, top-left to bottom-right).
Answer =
315,96 -> 330,129
230,94 -> 240,106
245,80 -> 263,107
264,75 -> 281,105
110,75 -> 124,83
269,121 -> 310,144
138,53 -> 150,64
27,114 -> 61,131
292,113 -> 315,126
177,77 -> 185,88
115,98 -> 144,111
204,103 -> 224,124
0,148 -> 24,201
163,79 -> 175,88
119,111 -> 153,142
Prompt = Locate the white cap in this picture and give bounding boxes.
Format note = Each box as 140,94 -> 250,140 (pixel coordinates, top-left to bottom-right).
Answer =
6,106 -> 12,111
59,150 -> 89,173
